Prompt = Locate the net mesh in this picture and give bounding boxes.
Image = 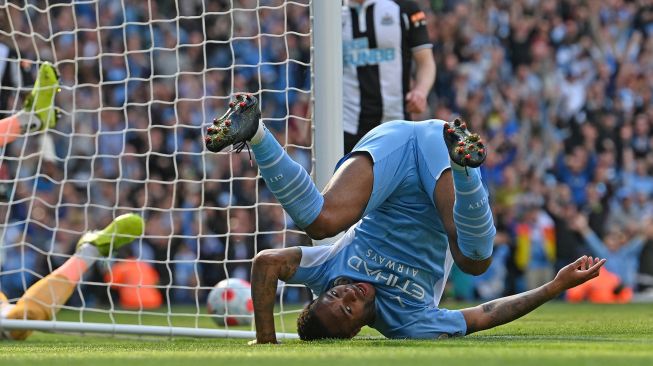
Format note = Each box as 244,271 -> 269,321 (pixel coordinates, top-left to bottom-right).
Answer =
0,0 -> 312,335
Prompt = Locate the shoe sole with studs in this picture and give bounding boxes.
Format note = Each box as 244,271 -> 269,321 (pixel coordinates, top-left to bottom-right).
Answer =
443,118 -> 486,168
205,94 -> 260,153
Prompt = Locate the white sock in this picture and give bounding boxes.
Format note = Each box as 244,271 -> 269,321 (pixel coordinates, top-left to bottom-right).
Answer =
16,111 -> 42,132
75,243 -> 100,266
249,120 -> 266,145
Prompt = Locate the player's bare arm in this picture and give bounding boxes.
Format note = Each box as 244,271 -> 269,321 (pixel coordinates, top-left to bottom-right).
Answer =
434,169 -> 492,275
250,247 -> 302,344
462,256 -> 606,334
405,48 -> 435,114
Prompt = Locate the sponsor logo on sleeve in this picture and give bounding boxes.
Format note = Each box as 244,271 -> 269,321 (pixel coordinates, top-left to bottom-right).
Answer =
410,11 -> 426,27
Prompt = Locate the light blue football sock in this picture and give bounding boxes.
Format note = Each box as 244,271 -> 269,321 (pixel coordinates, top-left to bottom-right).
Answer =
251,127 -> 323,229
451,165 -> 496,260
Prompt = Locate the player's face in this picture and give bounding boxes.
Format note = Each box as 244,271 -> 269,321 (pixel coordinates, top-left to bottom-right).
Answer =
314,283 -> 376,338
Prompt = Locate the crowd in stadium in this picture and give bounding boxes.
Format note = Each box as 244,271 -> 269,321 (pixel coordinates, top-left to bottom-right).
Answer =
1,0 -> 652,308
423,0 -> 653,301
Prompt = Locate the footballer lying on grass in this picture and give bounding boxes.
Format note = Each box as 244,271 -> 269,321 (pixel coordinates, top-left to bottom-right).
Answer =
253,251 -> 604,342
204,95 -> 607,343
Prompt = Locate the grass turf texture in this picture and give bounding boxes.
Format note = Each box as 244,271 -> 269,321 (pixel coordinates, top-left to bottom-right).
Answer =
0,302 -> 651,366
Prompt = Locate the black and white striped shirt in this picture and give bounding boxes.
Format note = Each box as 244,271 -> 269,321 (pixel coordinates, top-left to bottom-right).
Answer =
342,0 -> 431,137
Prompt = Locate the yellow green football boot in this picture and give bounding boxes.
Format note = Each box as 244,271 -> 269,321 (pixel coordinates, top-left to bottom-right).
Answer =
77,214 -> 145,256
22,62 -> 60,130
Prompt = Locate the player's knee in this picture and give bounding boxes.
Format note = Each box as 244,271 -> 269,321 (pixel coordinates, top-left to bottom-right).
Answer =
304,212 -> 342,240
305,230 -> 331,241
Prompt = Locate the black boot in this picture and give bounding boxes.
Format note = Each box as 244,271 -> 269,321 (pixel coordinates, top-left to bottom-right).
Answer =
443,118 -> 486,168
205,94 -> 261,153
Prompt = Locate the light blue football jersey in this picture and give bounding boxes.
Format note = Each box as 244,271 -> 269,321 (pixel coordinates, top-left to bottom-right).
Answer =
288,120 -> 468,339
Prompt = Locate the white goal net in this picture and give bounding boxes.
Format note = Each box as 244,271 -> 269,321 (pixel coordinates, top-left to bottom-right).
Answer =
0,0 -> 322,338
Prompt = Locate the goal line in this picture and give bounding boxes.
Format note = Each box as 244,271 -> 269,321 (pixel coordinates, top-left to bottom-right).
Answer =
0,318 -> 298,339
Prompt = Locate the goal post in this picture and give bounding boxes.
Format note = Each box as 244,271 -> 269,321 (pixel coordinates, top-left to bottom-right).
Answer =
0,0 -> 341,339
312,0 -> 343,192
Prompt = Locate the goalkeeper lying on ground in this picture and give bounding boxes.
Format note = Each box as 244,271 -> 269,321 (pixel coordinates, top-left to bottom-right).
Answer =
204,94 -> 607,342
0,213 -> 144,340
0,62 -> 146,340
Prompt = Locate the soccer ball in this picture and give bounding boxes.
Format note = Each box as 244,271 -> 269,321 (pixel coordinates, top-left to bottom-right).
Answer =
207,278 -> 254,326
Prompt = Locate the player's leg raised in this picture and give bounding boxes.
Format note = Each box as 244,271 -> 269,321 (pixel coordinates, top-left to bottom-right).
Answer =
204,95 -> 373,239
0,62 -> 59,147
3,214 -> 144,340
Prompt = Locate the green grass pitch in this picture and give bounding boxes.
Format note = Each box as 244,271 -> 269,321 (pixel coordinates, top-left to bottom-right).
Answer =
0,302 -> 651,366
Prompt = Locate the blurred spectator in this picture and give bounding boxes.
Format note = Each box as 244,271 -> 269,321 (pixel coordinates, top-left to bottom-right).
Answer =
513,201 -> 557,290
172,244 -> 202,304
570,214 -> 644,290
105,249 -> 163,310
545,184 -> 586,271
554,146 -> 596,207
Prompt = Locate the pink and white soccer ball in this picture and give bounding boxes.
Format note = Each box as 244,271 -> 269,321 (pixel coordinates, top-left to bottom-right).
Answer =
207,278 -> 254,326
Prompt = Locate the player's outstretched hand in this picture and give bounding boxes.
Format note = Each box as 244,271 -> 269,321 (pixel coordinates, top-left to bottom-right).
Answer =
553,256 -> 606,291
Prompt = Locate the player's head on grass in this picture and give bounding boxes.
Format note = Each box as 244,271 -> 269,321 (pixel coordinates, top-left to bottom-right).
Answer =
297,280 -> 376,341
